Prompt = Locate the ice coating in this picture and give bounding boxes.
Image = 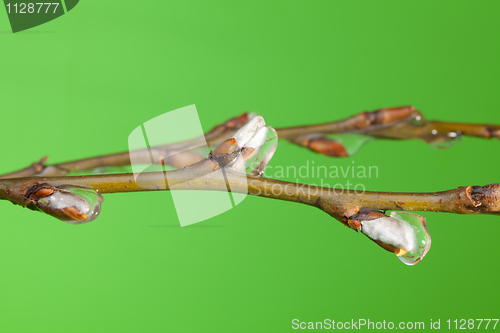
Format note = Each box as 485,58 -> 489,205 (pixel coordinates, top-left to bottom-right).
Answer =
245,127 -> 269,149
38,192 -> 91,216
361,215 -> 417,253
214,114 -> 277,176
32,185 -> 105,224
232,116 -> 266,147
247,127 -> 277,176
390,211 -> 431,265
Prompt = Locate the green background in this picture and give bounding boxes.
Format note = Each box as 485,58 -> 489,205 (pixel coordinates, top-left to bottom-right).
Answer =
1,1 -> 499,332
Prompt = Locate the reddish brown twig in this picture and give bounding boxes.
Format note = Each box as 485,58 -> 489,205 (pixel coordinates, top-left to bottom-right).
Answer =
1,106 -> 499,178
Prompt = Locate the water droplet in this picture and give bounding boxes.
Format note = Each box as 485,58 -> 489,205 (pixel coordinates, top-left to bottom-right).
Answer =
389,211 -> 431,265
408,111 -> 426,125
404,111 -> 463,149
427,130 -> 463,149
326,134 -> 374,156
355,210 -> 431,265
49,185 -> 104,224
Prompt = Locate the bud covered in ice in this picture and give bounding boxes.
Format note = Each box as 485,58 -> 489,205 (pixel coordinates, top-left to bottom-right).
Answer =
349,210 -> 431,265
210,115 -> 277,176
26,184 -> 104,224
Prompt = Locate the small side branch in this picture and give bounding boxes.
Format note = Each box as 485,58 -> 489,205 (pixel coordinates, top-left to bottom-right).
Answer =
1,107 -> 499,178
0,156 -> 48,179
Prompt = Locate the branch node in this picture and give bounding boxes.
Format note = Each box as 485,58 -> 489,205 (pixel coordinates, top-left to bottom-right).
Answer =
466,184 -> 500,212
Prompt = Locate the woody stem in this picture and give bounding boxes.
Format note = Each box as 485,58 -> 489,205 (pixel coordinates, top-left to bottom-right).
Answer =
1,159 -> 498,227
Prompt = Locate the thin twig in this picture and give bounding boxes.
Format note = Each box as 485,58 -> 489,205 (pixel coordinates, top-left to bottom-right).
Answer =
1,159 -> 498,228
1,106 -> 499,179
0,156 -> 49,179
2,106 -> 499,179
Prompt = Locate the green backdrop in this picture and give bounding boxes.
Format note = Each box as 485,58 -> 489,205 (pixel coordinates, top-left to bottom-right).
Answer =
1,1 -> 499,332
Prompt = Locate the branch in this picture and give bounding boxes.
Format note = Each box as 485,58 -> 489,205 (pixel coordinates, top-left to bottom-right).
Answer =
1,114 -> 498,265
1,160 -> 498,221
280,106 -> 500,155
0,167 -> 500,214
0,156 -> 48,179
2,160 -> 498,265
0,113 -> 249,179
1,106 -> 499,178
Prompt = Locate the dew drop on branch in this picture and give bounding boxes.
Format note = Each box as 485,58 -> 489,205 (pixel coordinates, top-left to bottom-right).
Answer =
426,130 -> 463,149
389,212 -> 431,265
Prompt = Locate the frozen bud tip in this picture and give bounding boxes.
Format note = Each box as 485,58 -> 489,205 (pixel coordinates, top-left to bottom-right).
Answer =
26,183 -> 104,224
361,215 -> 418,254
232,116 -> 266,147
349,210 -> 431,265
210,114 -> 278,176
